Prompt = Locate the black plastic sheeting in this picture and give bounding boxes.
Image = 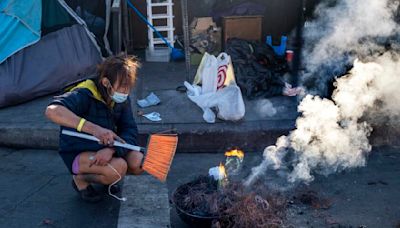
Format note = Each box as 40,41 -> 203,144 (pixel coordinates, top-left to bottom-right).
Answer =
0,25 -> 102,108
225,38 -> 289,98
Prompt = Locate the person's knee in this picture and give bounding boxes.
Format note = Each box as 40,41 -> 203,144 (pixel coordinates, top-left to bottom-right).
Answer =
128,162 -> 144,175
102,158 -> 127,184
114,158 -> 128,175
130,166 -> 144,175
126,151 -> 144,175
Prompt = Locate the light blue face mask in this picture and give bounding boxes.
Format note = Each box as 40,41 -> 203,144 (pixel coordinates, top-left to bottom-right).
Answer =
111,91 -> 128,103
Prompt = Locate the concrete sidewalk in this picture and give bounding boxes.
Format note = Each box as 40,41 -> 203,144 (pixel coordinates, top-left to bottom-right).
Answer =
0,61 -> 397,152
0,62 -> 298,152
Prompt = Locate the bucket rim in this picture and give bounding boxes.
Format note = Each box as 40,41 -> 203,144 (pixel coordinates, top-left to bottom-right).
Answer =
171,185 -> 221,220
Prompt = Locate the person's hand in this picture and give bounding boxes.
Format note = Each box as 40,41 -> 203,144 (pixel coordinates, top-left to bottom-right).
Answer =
90,148 -> 115,166
92,125 -> 125,146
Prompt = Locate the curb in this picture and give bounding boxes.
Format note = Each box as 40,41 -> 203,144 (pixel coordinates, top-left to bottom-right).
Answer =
0,120 -> 295,152
0,120 -> 399,152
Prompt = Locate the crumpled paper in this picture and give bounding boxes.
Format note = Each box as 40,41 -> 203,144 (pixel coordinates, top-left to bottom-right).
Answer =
208,166 -> 225,181
137,92 -> 161,108
143,112 -> 162,122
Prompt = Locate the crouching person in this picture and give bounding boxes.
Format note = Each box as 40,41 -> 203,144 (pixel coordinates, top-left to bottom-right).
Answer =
45,54 -> 144,203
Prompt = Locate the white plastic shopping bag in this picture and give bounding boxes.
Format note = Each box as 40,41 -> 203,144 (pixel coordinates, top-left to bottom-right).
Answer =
194,52 -> 236,91
216,53 -> 236,89
185,52 -> 245,123
201,53 -> 218,94
193,52 -> 218,94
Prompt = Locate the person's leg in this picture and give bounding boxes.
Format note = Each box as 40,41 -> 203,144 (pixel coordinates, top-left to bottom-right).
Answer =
73,151 -> 128,190
124,150 -> 144,175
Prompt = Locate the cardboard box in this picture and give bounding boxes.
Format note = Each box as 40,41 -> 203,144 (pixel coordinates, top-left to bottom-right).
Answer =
222,15 -> 263,47
190,17 -> 217,36
189,17 -> 222,61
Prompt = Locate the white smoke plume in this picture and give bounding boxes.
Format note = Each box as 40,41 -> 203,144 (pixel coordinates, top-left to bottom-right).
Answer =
301,0 -> 399,95
245,53 -> 400,185
254,99 -> 277,118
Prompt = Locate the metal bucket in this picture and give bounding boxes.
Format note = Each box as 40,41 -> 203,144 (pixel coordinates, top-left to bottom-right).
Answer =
171,178 -> 220,227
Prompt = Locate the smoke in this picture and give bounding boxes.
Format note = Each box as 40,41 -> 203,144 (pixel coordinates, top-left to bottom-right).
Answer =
254,99 -> 277,118
244,0 -> 400,186
246,53 -> 400,185
368,53 -> 400,120
301,0 -> 400,95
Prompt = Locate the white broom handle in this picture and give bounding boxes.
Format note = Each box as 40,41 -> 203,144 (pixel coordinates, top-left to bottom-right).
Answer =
61,129 -> 144,152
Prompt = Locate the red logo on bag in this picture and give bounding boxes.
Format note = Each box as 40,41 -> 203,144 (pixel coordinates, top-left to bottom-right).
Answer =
217,65 -> 227,90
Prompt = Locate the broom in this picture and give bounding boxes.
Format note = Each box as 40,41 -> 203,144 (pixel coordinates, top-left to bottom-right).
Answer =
62,129 -> 177,182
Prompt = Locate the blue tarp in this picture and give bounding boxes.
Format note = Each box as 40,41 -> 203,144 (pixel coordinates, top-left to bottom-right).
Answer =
0,0 -> 41,64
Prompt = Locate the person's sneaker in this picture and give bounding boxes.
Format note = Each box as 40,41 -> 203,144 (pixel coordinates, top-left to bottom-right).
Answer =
71,180 -> 103,203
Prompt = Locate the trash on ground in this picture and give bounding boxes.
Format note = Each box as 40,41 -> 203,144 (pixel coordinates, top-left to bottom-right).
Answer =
137,92 -> 161,108
143,112 -> 162,122
208,164 -> 226,181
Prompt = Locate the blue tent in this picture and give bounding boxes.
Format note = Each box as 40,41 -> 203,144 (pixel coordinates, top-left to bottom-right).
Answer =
0,0 -> 104,107
0,0 -> 41,63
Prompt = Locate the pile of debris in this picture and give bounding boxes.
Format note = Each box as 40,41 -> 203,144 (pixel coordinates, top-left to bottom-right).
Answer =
225,38 -> 289,98
190,17 -> 221,54
173,176 -> 288,228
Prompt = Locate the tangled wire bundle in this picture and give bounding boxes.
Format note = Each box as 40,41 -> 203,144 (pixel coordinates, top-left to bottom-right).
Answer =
174,176 -> 287,228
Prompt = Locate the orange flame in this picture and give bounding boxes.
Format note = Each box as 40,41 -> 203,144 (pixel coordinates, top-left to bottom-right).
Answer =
225,149 -> 244,159
219,162 -> 227,178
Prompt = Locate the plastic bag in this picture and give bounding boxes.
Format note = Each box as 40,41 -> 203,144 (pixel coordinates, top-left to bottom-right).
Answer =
199,53 -> 218,94
194,52 -> 236,91
216,52 -> 236,89
185,52 -> 245,123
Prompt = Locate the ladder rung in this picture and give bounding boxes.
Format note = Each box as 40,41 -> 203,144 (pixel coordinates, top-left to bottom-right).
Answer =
151,14 -> 174,19
149,2 -> 173,7
153,26 -> 175,31
153,38 -> 173,44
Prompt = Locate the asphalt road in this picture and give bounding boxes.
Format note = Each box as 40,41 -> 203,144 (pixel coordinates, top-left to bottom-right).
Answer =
0,147 -> 399,227
0,148 -> 120,228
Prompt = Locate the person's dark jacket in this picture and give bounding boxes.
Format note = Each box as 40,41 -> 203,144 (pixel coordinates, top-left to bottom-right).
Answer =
50,79 -> 138,157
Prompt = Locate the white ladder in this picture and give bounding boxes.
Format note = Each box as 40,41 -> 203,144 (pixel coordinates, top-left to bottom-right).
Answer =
146,0 -> 175,52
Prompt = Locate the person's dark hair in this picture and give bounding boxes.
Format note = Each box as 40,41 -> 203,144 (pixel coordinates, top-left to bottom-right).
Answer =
96,54 -> 140,107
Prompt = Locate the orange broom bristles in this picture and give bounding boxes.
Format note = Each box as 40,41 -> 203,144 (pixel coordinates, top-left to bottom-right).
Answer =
142,134 -> 178,182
